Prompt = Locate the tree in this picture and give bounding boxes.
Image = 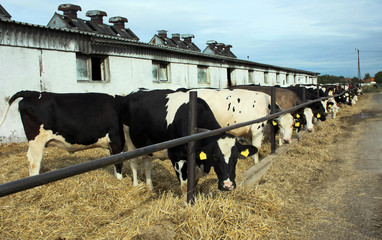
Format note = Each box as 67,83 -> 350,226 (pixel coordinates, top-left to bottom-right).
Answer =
364,73 -> 371,80
374,71 -> 382,84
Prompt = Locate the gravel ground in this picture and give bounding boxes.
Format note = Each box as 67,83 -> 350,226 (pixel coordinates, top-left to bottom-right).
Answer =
292,93 -> 382,239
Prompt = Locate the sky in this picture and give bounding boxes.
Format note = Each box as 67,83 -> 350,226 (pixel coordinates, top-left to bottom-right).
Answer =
2,0 -> 382,78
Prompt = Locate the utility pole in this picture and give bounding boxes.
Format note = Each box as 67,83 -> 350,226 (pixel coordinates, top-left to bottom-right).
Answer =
355,48 -> 361,81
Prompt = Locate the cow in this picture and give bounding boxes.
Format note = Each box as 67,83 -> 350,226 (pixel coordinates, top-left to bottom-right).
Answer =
284,86 -> 328,125
0,91 -> 125,177
117,89 -> 257,192
184,88 -> 294,163
230,85 -> 314,132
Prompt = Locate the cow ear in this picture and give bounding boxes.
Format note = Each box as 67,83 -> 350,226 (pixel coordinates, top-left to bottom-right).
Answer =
236,143 -> 258,157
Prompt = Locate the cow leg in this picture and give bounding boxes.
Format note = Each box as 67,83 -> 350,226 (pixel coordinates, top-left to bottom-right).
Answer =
129,157 -> 139,186
26,137 -> 49,176
143,157 -> 153,189
251,124 -> 265,164
114,163 -> 123,180
109,134 -> 125,180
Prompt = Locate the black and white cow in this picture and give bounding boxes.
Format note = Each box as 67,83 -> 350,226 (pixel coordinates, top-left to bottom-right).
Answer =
285,86 -> 328,125
231,85 -> 314,132
0,91 -> 126,177
117,89 -> 257,192
183,88 -> 294,163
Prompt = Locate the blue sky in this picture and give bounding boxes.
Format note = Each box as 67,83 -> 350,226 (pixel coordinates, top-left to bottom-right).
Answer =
2,0 -> 382,78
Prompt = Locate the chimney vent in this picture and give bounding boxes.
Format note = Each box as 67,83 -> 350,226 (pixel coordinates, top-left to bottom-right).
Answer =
216,43 -> 225,51
172,33 -> 181,41
58,4 -> 82,19
157,30 -> 168,38
206,40 -> 217,47
224,44 -> 232,50
109,16 -> 128,29
86,10 -> 107,24
182,34 -> 195,44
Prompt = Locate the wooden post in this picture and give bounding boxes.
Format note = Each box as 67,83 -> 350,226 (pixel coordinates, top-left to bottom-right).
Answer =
187,91 -> 197,204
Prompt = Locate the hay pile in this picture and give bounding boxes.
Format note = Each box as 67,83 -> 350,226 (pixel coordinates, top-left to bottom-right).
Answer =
0,95 -> 367,239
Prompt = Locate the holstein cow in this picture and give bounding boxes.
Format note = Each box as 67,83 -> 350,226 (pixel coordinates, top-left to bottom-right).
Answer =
117,89 -> 257,192
231,85 -> 313,133
185,88 -> 294,163
0,91 -> 125,177
284,86 -> 328,126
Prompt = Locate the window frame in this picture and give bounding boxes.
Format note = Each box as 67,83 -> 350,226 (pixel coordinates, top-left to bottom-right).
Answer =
197,65 -> 210,84
152,61 -> 170,82
76,54 -> 110,82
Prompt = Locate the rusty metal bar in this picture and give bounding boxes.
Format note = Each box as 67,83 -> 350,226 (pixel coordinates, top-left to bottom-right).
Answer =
187,91 -> 197,204
0,92 -> 349,198
270,87 -> 276,154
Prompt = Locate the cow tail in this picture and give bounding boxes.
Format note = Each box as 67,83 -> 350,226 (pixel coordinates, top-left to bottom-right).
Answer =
0,91 -> 40,126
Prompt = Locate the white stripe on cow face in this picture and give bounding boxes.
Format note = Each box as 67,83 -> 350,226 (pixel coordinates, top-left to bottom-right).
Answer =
304,108 -> 314,132
217,137 -> 236,164
165,92 -> 189,127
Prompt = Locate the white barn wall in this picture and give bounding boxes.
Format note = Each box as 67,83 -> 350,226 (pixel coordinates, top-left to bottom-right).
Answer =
0,46 -> 42,143
0,20 -> 319,143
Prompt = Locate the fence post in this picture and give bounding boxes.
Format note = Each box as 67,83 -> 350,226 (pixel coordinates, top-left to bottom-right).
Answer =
302,87 -> 306,103
270,87 -> 276,154
187,91 -> 197,204
316,82 -> 320,98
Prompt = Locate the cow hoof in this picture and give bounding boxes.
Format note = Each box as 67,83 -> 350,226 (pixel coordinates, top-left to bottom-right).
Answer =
115,172 -> 123,180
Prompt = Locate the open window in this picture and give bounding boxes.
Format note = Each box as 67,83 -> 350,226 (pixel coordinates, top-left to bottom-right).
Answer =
248,70 -> 254,83
76,54 -> 110,82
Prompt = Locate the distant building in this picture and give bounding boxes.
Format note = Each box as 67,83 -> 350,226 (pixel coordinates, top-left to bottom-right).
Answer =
0,3 -> 319,143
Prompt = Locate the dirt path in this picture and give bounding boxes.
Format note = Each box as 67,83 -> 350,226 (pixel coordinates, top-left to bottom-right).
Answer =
299,93 -> 382,239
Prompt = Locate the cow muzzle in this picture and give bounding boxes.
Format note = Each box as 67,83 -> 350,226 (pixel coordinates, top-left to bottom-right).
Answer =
219,180 -> 235,191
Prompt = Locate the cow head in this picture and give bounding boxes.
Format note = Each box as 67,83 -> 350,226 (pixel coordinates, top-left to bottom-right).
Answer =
309,102 -> 327,122
271,113 -> 294,144
303,108 -> 314,132
293,110 -> 307,132
197,134 -> 257,191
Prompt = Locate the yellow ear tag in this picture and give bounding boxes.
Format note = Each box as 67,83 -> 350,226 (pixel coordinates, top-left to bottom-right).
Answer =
295,122 -> 300,127
296,114 -> 300,118
317,113 -> 321,119
272,120 -> 278,126
241,149 -> 250,157
199,151 -> 207,160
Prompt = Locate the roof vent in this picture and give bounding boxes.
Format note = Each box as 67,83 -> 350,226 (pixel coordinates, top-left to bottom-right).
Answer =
109,16 -> 128,29
181,34 -> 195,44
206,40 -> 217,46
172,33 -> 181,41
58,4 -> 81,19
157,30 -> 168,38
86,10 -> 107,24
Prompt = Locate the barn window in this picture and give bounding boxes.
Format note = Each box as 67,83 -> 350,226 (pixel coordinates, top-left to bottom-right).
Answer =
76,54 -> 110,82
152,61 -> 169,82
198,66 -> 210,84
248,70 -> 254,83
264,72 -> 269,84
276,73 -> 281,84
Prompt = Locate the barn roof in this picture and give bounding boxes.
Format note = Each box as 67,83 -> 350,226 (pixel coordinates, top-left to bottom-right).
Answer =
0,4 -> 320,76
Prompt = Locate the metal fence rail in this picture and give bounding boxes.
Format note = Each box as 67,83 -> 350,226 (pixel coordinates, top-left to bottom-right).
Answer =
0,89 -> 347,199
